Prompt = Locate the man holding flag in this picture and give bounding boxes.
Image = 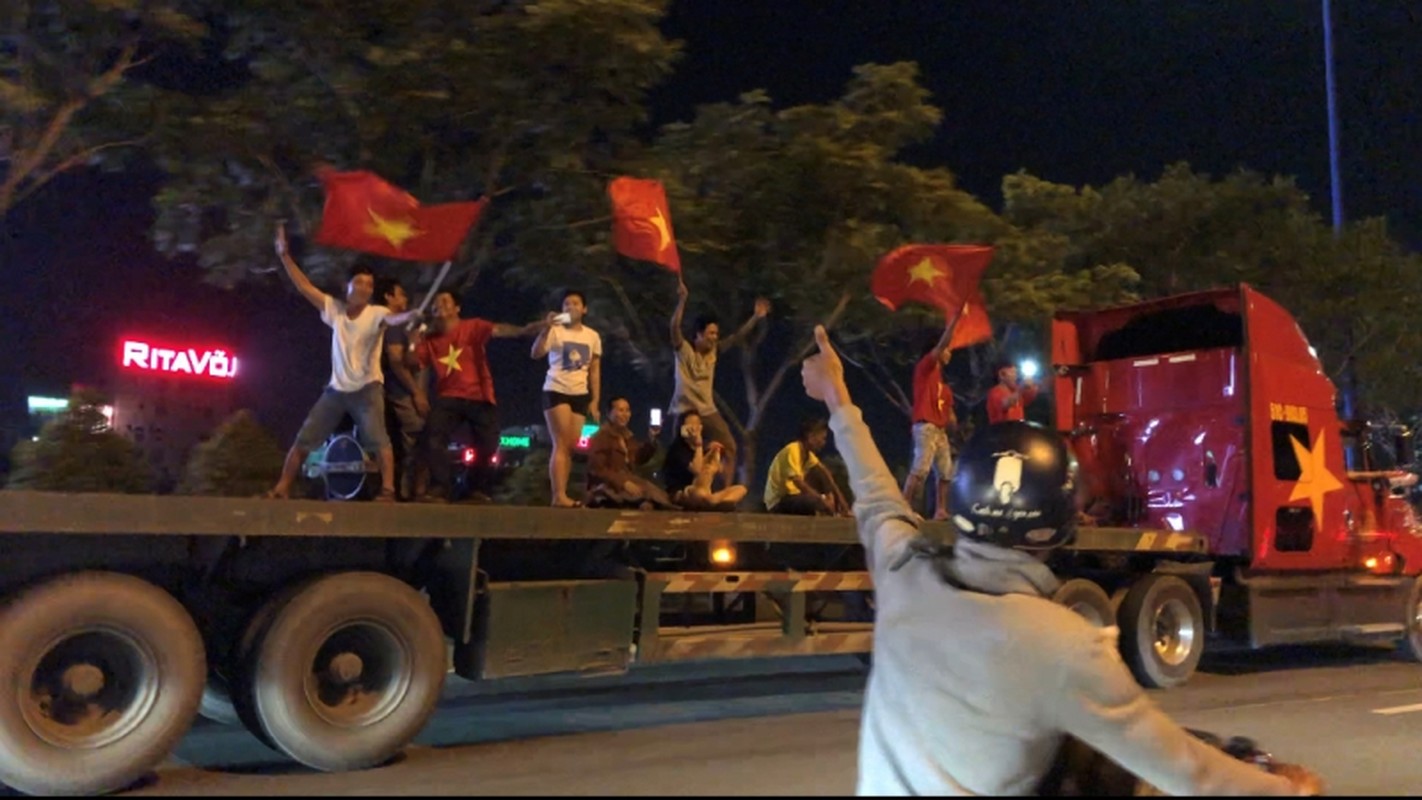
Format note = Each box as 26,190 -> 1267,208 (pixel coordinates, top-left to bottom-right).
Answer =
606,175 -> 771,488
871,244 -> 996,519
263,166 -> 487,502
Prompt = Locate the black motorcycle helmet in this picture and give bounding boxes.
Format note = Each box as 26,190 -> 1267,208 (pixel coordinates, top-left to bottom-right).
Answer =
949,421 -> 1077,550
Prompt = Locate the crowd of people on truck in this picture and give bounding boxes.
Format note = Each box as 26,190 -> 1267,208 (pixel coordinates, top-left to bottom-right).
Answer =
262,222 -> 1039,515
260,223 -> 1328,795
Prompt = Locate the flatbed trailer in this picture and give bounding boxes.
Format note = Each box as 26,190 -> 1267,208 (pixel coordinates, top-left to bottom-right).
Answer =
0,490 -> 1214,795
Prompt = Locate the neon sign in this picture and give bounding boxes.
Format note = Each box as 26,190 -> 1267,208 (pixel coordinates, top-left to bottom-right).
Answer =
120,340 -> 239,379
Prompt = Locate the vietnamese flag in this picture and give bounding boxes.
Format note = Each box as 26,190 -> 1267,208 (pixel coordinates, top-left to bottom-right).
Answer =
948,288 -> 994,350
315,170 -> 487,262
871,243 -> 994,316
608,177 -> 681,272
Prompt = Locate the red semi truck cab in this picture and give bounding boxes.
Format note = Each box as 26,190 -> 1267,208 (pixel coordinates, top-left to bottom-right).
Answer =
1052,283 -> 1422,575
1046,284 -> 1422,686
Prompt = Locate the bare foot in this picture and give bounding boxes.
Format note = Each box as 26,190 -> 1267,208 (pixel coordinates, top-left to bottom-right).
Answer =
551,497 -> 581,508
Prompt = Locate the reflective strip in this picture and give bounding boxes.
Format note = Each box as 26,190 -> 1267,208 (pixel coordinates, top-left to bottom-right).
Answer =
649,631 -> 873,662
648,571 -> 874,594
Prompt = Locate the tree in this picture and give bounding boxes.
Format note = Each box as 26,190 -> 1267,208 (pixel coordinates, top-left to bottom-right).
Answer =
149,0 -> 681,295
0,0 -> 204,218
7,388 -> 151,493
178,409 -> 284,497
1001,164 -> 1422,414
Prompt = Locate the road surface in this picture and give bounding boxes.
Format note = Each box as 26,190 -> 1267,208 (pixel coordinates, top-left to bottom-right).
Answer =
108,645 -> 1422,795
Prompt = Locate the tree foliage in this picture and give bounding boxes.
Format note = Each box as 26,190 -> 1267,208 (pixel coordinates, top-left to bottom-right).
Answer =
7,388 -> 151,493
177,409 -> 284,497
0,0 -> 204,217
149,0 -> 681,294
1001,164 -> 1422,413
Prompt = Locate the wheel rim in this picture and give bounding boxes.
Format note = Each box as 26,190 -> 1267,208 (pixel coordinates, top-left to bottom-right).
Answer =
1152,598 -> 1197,667
19,627 -> 161,749
302,620 -> 412,728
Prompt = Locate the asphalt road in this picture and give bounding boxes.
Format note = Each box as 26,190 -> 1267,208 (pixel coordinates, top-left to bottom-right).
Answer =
117,645 -> 1422,796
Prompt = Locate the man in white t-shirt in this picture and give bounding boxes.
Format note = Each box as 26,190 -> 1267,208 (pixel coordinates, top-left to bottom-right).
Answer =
265,224 -> 423,501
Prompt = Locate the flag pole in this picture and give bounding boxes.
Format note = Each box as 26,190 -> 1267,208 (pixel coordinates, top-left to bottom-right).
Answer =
416,260 -> 453,317
408,260 -> 453,334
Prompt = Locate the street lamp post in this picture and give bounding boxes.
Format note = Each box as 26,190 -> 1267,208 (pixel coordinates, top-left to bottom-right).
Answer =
1323,0 -> 1343,234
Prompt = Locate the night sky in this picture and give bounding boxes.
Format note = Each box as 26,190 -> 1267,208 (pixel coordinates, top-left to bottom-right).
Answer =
3,2 -> 1418,474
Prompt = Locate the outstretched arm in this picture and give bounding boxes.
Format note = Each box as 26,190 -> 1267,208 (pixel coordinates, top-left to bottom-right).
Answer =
719,297 -> 771,351
274,224 -> 327,311
670,280 -> 689,348
802,326 -> 919,571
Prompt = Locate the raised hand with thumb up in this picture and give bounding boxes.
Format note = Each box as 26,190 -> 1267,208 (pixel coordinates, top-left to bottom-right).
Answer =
801,325 -> 850,411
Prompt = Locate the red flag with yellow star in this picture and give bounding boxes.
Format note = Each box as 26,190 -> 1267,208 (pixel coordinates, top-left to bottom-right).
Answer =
872,243 -> 994,315
948,288 -> 994,350
315,170 -> 487,262
608,177 -> 681,272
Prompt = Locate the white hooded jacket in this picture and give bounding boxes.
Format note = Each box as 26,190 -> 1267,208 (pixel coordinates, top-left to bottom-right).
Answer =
829,403 -> 1297,796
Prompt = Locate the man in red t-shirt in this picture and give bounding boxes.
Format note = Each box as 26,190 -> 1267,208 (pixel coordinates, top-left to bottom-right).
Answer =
902,321 -> 958,519
986,360 -> 1040,424
409,290 -> 548,502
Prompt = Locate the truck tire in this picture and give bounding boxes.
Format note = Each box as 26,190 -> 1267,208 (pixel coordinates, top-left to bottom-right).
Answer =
1051,579 -> 1114,627
1118,574 -> 1205,689
244,572 -> 446,772
229,580 -> 319,748
0,572 -> 205,796
1400,575 -> 1422,662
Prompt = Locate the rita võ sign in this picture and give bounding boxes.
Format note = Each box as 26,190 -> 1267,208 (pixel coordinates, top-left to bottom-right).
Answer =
120,339 -> 239,379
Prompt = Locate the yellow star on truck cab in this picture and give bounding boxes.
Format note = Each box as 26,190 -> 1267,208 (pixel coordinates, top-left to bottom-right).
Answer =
1288,430 -> 1344,525
907,257 -> 945,286
438,344 -> 463,374
365,208 -> 422,249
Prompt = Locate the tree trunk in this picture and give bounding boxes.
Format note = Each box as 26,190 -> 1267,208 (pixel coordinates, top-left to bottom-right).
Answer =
738,431 -> 760,508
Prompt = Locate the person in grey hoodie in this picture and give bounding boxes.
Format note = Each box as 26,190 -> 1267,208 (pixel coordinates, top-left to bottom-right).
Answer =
798,325 -> 1321,797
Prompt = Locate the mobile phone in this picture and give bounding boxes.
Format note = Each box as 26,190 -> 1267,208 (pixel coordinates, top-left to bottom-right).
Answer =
553,312 -> 573,325
650,408 -> 663,427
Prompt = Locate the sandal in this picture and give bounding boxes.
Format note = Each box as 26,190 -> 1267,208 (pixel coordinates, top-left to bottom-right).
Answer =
259,489 -> 288,500
374,488 -> 397,503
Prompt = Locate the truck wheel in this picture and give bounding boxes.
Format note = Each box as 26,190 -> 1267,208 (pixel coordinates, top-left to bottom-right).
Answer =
245,572 -> 446,771
0,572 -> 205,796
1400,575 -> 1422,662
229,581 -> 318,748
1051,579 -> 1114,627
1118,574 -> 1205,689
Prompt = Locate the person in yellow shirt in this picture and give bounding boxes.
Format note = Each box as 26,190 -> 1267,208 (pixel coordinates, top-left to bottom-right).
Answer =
764,418 -> 850,515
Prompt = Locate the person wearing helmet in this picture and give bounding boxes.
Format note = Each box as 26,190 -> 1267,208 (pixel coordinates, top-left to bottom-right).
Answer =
798,325 -> 1321,797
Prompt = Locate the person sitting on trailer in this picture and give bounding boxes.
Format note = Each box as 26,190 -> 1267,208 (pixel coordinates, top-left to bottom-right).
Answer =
585,397 -> 675,509
795,324 -> 1322,797
661,411 -> 748,510
764,418 -> 850,516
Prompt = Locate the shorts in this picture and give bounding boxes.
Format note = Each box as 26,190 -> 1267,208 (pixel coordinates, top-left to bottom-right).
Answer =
910,422 -> 952,480
675,410 -> 735,453
543,391 -> 592,417
294,383 -> 391,452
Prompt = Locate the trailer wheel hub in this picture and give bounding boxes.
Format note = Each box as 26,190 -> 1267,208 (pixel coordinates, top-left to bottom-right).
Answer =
305,621 -> 410,728
1152,598 -> 1197,667
21,628 -> 160,749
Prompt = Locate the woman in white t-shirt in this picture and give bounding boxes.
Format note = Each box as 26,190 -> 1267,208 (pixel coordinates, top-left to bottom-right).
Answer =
531,290 -> 602,507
